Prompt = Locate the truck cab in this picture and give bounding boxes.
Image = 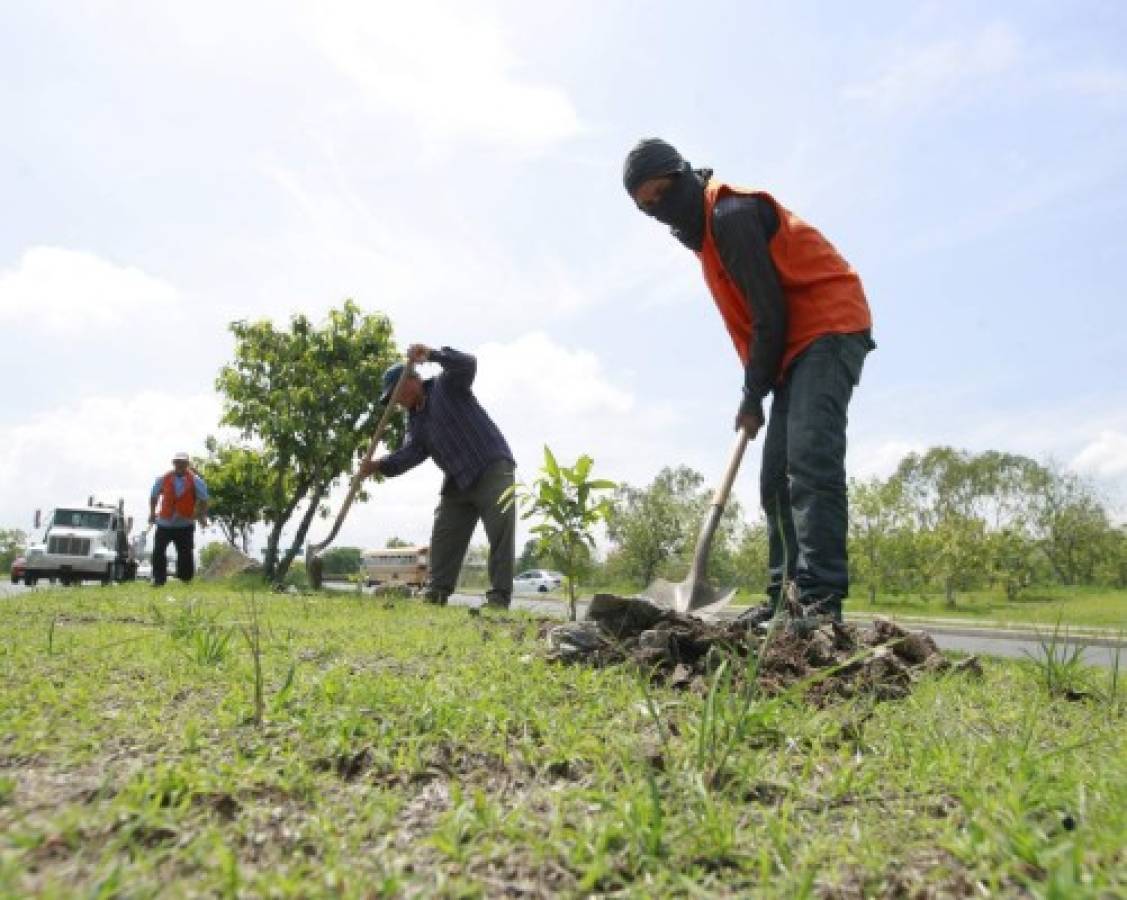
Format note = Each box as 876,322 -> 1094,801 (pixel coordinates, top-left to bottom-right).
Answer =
23,499 -> 140,586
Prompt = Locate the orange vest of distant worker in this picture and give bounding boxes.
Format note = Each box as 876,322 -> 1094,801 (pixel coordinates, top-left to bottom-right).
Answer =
159,470 -> 197,521
698,181 -> 872,376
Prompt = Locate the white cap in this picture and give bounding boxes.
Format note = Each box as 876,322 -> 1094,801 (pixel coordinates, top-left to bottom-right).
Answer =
172,451 -> 190,462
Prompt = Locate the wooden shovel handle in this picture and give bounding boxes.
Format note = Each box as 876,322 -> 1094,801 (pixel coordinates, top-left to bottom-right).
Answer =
711,425 -> 751,508
308,359 -> 414,555
685,425 -> 752,585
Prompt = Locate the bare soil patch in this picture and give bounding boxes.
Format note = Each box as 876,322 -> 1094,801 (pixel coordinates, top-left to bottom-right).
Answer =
547,594 -> 981,702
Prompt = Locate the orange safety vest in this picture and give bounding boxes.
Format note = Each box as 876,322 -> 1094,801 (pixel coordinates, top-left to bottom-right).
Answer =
159,470 -> 197,521
698,181 -> 872,376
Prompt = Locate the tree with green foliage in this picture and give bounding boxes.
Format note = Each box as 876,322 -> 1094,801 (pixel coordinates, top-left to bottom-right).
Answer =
855,446 -> 1121,602
891,448 -> 999,606
194,437 -> 275,552
605,465 -> 743,588
849,476 -> 915,602
986,527 -> 1038,601
0,528 -> 27,572
215,300 -> 400,582
385,536 -> 412,549
515,538 -> 544,573
1095,525 -> 1127,589
503,447 -> 616,621
722,520 -> 769,594
321,547 -> 362,576
1023,463 -> 1113,585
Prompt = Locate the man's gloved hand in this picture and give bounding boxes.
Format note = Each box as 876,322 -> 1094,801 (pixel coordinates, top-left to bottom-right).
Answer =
735,394 -> 765,439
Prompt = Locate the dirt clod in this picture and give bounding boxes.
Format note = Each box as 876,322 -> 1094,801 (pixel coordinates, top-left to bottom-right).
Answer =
549,597 -> 976,703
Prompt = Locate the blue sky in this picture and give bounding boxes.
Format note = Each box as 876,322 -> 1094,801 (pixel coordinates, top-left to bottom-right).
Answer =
1,0 -> 1124,551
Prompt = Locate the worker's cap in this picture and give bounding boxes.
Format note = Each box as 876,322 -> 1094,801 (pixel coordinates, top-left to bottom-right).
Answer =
172,451 -> 190,462
379,363 -> 406,406
623,137 -> 688,195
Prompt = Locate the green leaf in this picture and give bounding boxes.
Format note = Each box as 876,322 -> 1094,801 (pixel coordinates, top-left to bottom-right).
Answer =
543,445 -> 561,481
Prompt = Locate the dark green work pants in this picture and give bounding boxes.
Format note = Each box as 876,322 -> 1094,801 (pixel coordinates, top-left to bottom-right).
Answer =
428,460 -> 515,605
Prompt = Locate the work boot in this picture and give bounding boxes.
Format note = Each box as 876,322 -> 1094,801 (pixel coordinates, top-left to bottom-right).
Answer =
802,595 -> 843,623
736,601 -> 777,628
786,594 -> 843,636
484,590 -> 511,610
423,588 -> 450,606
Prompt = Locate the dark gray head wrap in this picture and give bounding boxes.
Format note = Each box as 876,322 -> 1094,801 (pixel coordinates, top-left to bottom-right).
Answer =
622,138 -> 687,195
623,137 -> 712,252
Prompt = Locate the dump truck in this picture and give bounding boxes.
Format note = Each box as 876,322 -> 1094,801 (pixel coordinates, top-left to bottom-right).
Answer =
22,498 -> 140,586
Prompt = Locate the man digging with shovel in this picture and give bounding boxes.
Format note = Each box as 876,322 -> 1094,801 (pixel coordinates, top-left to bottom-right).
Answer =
624,138 -> 875,624
358,344 -> 517,609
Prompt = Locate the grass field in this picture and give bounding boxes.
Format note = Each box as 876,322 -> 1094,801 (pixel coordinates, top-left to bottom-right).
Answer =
832,585 -> 1127,630
1,582 -> 1124,897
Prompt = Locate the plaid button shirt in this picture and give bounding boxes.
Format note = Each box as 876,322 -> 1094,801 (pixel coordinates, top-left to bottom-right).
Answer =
379,347 -> 515,492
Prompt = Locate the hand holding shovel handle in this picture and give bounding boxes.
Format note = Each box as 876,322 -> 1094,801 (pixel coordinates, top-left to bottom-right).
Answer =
306,358 -> 414,562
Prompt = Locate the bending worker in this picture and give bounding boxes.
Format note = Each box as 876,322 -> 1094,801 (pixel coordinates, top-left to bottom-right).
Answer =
360,344 -> 516,609
623,138 -> 875,623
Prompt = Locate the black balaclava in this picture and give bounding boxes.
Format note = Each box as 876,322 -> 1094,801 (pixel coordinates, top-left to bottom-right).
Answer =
623,137 -> 712,252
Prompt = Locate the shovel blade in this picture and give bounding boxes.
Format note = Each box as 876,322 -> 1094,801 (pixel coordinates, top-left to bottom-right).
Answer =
641,577 -> 737,615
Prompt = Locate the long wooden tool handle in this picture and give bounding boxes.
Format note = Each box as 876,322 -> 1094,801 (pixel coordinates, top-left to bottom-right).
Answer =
309,359 -> 414,555
686,426 -> 752,582
711,425 -> 751,508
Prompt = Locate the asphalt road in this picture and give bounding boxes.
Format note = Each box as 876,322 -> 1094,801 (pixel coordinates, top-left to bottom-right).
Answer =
439,592 -> 1125,670
5,581 -> 1121,669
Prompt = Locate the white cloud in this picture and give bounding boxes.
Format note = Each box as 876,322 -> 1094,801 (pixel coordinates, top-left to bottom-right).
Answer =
256,164 -> 604,335
333,333 -> 679,552
849,438 -> 926,481
1071,430 -> 1127,480
843,23 -> 1021,111
0,247 -> 178,334
0,336 -> 675,561
475,332 -> 633,419
0,391 -> 221,538
308,1 -> 582,153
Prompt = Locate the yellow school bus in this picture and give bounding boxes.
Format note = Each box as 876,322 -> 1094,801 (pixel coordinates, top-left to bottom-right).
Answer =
361,546 -> 429,588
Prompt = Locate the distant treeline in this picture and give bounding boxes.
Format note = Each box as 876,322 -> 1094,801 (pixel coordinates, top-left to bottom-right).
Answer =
524,446 -> 1124,606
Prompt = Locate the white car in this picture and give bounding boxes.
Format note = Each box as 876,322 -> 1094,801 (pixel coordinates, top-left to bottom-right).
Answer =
513,569 -> 563,595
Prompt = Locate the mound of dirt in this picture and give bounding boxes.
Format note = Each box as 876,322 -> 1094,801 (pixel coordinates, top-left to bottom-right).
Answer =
199,546 -> 263,580
546,594 -> 981,703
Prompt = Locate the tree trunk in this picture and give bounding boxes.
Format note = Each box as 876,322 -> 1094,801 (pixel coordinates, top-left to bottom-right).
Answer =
263,522 -> 284,582
944,575 -> 956,608
263,476 -> 313,581
567,545 -> 577,621
275,484 -> 328,583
